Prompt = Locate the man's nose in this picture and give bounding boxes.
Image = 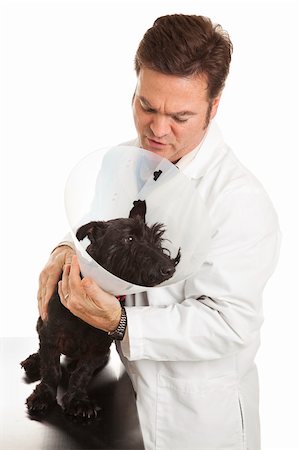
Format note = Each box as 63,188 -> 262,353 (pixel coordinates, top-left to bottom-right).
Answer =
150,115 -> 171,138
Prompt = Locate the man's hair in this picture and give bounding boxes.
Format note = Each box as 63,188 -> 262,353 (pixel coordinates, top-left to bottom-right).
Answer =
135,14 -> 233,100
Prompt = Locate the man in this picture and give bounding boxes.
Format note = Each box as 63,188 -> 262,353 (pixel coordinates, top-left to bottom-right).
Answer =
38,15 -> 280,450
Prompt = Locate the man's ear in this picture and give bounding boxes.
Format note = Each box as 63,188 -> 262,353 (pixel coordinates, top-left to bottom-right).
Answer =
210,94 -> 221,121
129,200 -> 146,223
76,221 -> 108,242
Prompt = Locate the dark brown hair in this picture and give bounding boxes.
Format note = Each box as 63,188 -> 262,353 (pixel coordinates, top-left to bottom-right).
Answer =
135,14 -> 233,100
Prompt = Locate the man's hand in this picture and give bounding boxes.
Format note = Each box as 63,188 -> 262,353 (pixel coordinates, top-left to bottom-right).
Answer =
38,245 -> 75,320
58,255 -> 121,333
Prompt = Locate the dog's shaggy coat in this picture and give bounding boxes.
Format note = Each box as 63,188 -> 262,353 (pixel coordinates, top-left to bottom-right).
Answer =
21,200 -> 180,420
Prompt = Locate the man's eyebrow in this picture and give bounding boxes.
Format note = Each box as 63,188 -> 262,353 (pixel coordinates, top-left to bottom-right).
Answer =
138,95 -> 197,117
139,96 -> 154,108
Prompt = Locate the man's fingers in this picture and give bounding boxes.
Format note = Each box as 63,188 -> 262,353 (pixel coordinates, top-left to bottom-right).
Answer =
61,263 -> 71,299
69,255 -> 82,291
37,270 -> 49,319
58,280 -> 67,308
37,283 -> 46,318
38,271 -> 62,319
65,252 -> 74,265
36,246 -> 76,320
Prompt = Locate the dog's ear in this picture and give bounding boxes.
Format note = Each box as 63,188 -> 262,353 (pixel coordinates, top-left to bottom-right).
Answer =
76,221 -> 108,242
129,200 -> 146,222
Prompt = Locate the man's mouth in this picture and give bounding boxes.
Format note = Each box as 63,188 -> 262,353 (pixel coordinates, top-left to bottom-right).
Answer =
146,137 -> 168,149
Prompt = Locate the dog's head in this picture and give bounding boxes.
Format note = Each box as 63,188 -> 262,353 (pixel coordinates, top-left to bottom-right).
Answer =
76,200 -> 181,287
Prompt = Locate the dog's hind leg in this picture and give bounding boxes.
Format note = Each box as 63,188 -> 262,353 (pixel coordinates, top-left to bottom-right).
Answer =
20,352 -> 41,382
25,341 -> 61,416
62,353 -> 109,421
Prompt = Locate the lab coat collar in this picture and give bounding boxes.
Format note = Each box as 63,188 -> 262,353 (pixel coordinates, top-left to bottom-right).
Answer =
178,120 -> 226,180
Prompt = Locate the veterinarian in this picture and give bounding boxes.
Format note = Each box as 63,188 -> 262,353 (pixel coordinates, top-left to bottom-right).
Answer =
38,15 -> 280,450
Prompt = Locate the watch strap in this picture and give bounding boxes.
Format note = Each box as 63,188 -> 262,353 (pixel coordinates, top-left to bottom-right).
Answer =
108,306 -> 127,340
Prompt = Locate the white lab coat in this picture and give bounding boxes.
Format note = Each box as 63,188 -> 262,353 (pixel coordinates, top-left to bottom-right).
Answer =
116,121 -> 281,450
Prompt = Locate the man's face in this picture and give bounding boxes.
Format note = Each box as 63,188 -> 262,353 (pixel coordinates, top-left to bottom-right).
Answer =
132,68 -> 220,162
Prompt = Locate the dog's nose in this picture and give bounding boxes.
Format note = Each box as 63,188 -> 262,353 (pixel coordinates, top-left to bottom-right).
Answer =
160,266 -> 174,277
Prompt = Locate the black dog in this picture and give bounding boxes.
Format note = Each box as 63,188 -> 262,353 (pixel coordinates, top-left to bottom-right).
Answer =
21,200 -> 180,420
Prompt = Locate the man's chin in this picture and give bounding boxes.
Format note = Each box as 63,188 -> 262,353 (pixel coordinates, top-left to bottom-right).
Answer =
141,139 -> 173,159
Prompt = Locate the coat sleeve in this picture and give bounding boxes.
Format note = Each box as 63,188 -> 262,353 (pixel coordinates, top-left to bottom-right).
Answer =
121,183 -> 281,362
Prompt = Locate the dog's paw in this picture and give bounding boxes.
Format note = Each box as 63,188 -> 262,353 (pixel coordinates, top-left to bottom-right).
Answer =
62,392 -> 101,422
26,383 -> 56,416
20,353 -> 41,382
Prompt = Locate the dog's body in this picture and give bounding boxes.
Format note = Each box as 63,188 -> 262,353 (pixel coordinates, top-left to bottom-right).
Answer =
21,200 -> 180,420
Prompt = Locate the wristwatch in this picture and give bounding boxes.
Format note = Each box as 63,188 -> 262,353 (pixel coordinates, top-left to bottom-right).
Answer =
108,306 -> 127,340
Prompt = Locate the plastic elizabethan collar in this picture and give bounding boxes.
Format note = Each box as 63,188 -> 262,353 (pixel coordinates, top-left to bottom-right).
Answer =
64,146 -> 212,295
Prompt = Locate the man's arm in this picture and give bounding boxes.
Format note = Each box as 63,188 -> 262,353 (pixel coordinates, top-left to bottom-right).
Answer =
121,185 -> 281,362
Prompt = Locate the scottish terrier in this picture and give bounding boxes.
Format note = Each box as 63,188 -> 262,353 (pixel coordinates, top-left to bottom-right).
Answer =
21,200 -> 180,421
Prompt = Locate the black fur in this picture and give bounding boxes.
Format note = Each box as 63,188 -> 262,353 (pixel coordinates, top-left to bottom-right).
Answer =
21,200 -> 180,421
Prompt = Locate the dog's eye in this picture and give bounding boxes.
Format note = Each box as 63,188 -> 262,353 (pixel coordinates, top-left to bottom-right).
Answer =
124,236 -> 134,244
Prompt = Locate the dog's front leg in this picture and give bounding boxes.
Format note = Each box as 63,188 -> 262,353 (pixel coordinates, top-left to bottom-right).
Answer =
25,340 -> 61,415
62,353 -> 109,421
20,352 -> 41,382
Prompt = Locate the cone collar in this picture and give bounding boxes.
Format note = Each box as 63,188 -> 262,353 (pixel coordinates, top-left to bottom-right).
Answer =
65,146 -> 211,295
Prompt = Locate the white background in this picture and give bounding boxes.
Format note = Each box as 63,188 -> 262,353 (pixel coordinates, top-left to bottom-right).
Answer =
1,0 -> 298,449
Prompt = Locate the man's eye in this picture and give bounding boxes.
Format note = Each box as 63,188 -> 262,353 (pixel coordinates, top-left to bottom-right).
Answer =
173,116 -> 188,123
142,106 -> 155,113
